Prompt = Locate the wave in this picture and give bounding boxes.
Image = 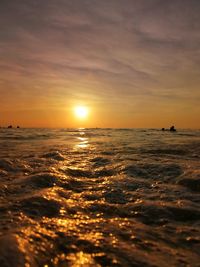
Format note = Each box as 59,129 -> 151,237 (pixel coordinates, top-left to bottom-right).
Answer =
0,128 -> 200,266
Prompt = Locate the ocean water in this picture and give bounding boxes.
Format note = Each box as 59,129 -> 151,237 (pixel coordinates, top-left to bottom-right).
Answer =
0,128 -> 200,267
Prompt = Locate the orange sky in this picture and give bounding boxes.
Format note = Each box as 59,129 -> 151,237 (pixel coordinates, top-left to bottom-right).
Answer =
0,0 -> 200,128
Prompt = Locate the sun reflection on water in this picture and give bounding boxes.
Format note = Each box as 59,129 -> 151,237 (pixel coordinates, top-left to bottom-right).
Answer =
76,140 -> 89,149
75,131 -> 89,149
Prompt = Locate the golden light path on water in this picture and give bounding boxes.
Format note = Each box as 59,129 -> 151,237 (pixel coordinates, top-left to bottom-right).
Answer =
76,131 -> 89,149
76,138 -> 89,149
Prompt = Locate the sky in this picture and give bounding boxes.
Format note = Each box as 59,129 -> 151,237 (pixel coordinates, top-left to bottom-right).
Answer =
0,0 -> 200,128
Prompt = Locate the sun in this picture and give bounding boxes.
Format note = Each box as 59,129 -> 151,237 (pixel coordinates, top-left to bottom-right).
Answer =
74,106 -> 89,119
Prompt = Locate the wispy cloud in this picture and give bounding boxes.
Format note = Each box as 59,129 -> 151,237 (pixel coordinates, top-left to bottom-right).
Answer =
0,0 -> 200,126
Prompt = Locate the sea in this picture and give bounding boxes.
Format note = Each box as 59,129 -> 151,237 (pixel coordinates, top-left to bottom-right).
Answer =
0,128 -> 200,267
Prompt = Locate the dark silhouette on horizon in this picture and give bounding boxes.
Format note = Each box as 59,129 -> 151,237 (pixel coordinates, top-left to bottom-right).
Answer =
170,125 -> 176,132
7,125 -> 12,129
161,126 -> 177,132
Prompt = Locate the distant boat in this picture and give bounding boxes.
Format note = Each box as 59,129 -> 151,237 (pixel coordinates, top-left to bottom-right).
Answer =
7,125 -> 12,129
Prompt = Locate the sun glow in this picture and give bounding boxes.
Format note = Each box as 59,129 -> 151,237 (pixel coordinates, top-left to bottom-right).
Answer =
74,106 -> 89,119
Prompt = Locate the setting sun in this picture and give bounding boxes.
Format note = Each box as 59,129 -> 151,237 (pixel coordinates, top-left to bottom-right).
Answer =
74,106 -> 89,119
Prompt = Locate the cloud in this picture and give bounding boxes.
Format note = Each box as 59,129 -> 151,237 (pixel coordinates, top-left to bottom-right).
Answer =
0,0 -> 200,121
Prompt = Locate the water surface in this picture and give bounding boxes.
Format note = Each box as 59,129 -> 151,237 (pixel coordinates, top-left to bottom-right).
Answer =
0,128 -> 200,266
